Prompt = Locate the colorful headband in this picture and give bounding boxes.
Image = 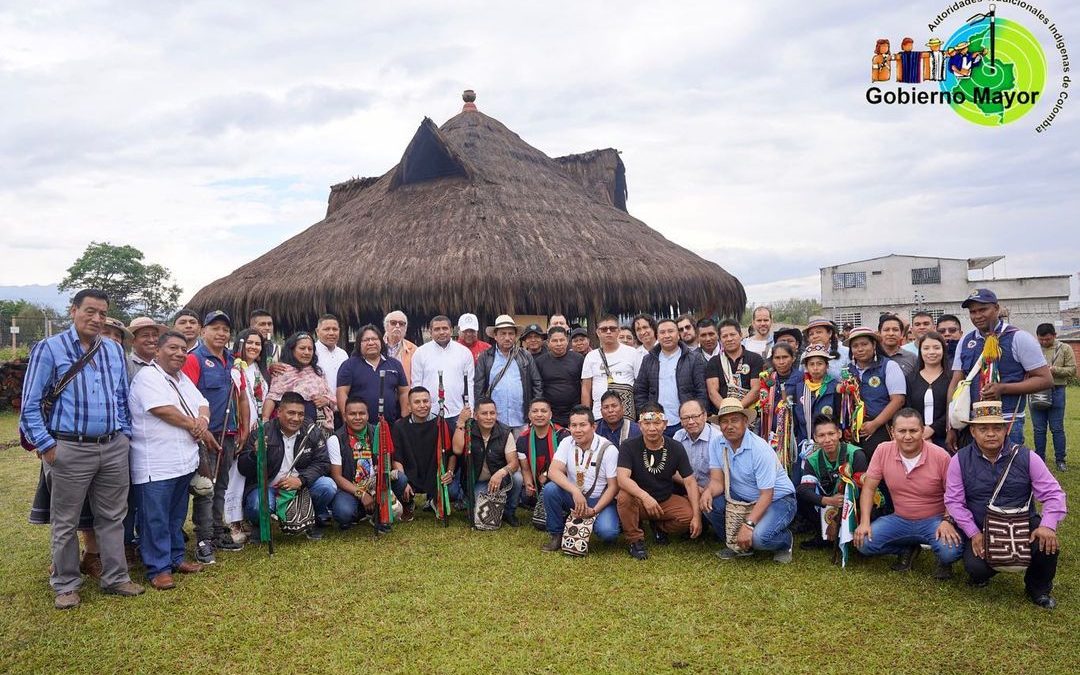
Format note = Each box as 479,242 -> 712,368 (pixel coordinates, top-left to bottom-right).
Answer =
638,412 -> 667,423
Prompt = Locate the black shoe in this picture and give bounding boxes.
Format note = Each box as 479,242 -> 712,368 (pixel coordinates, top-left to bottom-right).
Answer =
800,537 -> 830,550
306,525 -> 325,541
967,578 -> 990,589
628,541 -> 648,560
503,513 -> 520,528
374,522 -> 391,535
653,529 -> 669,545
933,562 -> 954,580
1030,594 -> 1057,609
1056,460 -> 1067,472
891,544 -> 922,572
215,535 -> 243,551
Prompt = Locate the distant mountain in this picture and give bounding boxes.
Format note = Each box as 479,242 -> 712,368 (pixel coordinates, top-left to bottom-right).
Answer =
0,284 -> 69,310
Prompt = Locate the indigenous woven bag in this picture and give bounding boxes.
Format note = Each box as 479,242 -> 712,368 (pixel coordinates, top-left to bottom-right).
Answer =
598,348 -> 635,420
561,515 -> 596,556
474,475 -> 511,530
531,490 -> 547,530
949,355 -> 983,430
722,447 -> 756,551
1029,389 -> 1053,411
983,446 -> 1033,572
276,488 -> 315,535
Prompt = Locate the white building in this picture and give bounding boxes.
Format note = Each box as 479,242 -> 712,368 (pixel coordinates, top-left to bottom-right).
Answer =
820,254 -> 1070,334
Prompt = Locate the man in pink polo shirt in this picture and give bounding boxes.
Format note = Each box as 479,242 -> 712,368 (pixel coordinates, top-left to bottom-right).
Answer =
854,408 -> 963,579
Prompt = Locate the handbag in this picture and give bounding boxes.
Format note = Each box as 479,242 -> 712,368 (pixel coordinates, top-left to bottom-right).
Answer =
531,490 -> 547,530
1029,389 -> 1053,411
276,487 -> 315,535
473,474 -> 511,530
20,338 -> 103,452
560,441 -> 611,557
598,348 -> 635,420
722,446 -> 756,552
948,355 -> 984,430
983,445 -> 1033,572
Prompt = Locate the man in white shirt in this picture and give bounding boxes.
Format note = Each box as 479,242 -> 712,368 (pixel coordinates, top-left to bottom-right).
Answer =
129,331 -> 219,589
581,314 -> 643,419
539,404 -> 620,551
742,306 -> 774,359
410,315 -> 475,429
314,314 -> 349,417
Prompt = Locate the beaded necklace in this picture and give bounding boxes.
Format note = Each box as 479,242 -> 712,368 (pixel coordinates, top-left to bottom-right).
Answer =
643,442 -> 668,474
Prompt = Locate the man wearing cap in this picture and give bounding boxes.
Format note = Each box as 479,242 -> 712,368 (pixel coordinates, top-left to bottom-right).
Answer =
534,326 -> 585,427
947,289 -> 1052,451
411,315 -> 474,429
383,310 -> 417,382
182,310 -> 250,563
615,403 -> 701,560
845,326 -> 906,455
854,409 -> 962,579
474,315 -> 542,431
456,313 -> 491,364
634,318 -> 707,436
126,317 -> 169,381
520,324 -> 547,358
709,397 -> 797,562
570,327 -> 591,357
945,401 -> 1066,609
20,289 -> 144,609
805,317 -> 850,380
922,37 -> 947,81
742,307 -> 773,359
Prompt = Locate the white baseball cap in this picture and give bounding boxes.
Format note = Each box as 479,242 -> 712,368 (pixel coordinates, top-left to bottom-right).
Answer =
458,313 -> 480,332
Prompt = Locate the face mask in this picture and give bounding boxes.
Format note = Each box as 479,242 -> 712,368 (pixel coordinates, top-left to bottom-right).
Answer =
945,339 -> 959,362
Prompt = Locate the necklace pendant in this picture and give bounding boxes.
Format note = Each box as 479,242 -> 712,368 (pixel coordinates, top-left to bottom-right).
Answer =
576,471 -> 585,488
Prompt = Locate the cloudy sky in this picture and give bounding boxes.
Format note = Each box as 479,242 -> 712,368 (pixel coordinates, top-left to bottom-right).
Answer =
1,0 -> 1077,305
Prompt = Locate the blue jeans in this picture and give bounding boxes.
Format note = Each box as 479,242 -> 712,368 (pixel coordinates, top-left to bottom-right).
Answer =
541,481 -> 620,542
709,494 -> 796,551
135,472 -> 194,578
474,471 -> 523,514
329,471 -> 410,527
243,476 -> 337,527
1007,416 -> 1026,448
1031,386 -> 1066,463
857,513 -> 963,564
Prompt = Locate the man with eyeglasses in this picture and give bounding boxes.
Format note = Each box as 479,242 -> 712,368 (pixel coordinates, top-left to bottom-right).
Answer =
936,314 -> 963,363
383,310 -> 417,382
581,314 -> 643,420
672,400 -> 723,540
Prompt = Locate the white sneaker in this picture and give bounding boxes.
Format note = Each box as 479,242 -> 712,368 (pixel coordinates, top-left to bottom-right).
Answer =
773,547 -> 793,564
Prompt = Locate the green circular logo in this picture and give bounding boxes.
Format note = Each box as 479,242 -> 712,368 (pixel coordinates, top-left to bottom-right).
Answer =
939,18 -> 1047,125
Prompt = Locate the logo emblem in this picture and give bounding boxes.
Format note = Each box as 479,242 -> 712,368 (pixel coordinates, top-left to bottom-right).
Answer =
738,364 -> 750,375
967,340 -> 978,349
822,406 -> 834,417
204,359 -> 215,368
868,376 -> 882,388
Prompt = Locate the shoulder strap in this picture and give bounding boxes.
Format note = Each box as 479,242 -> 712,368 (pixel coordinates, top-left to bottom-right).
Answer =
584,438 -> 613,498
721,446 -> 734,502
483,347 -> 517,397
46,337 -> 103,406
987,444 -> 1020,507
619,419 -> 631,444
161,366 -> 198,419
598,348 -> 614,384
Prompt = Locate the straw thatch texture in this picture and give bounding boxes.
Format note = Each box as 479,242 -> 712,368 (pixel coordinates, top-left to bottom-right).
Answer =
189,107 -> 745,334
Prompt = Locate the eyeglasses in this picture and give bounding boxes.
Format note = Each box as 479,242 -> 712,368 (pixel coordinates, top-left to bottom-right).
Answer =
360,337 -> 381,343
597,326 -> 618,333
387,320 -> 406,327
679,412 -> 705,423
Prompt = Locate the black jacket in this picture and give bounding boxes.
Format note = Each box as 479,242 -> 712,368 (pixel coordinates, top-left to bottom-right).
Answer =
237,418 -> 329,498
633,343 -> 707,413
474,346 -> 543,419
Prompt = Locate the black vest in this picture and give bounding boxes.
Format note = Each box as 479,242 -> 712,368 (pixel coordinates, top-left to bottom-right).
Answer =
467,422 -> 512,479
957,444 -> 1033,529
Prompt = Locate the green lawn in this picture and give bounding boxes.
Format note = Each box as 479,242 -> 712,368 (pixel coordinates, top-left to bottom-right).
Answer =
0,398 -> 1077,674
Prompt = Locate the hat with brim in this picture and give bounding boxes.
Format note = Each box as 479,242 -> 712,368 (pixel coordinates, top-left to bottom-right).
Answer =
926,38 -> 943,46
127,316 -> 170,338
519,323 -> 547,341
713,397 -> 756,425
969,400 -> 1007,425
103,317 -> 133,340
800,343 -> 835,363
485,314 -> 519,338
844,326 -> 881,347
804,316 -> 837,334
773,327 -> 803,345
955,41 -> 970,50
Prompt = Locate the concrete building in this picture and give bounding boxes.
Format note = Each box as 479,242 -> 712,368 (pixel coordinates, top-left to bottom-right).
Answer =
820,254 -> 1070,334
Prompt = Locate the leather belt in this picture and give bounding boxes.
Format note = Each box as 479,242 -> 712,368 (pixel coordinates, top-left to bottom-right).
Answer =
54,431 -> 120,445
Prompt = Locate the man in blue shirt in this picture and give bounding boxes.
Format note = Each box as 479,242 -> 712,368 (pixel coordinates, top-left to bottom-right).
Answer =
595,391 -> 640,447
473,315 -> 542,431
708,397 -> 797,563
20,289 -> 144,609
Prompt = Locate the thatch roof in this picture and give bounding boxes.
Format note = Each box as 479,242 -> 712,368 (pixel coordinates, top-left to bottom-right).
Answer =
189,95 -> 745,333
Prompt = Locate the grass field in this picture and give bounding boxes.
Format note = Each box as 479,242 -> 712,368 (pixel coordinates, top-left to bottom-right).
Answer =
0,400 -> 1076,674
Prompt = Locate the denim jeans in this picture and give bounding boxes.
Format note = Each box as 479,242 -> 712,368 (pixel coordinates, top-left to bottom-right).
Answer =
709,494 -> 796,551
474,471 -> 523,514
541,481 -> 619,542
857,513 -> 963,564
329,471 -> 410,527
1031,386 -> 1066,463
243,476 -> 337,527
135,472 -> 194,578
1007,416 -> 1026,448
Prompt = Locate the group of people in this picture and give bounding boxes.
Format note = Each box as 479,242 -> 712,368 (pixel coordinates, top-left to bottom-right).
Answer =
19,287 -> 1069,611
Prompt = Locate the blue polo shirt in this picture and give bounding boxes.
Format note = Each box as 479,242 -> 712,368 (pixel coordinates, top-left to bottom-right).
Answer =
596,419 -> 640,447
337,354 -> 407,423
182,342 -> 237,433
709,429 -> 795,502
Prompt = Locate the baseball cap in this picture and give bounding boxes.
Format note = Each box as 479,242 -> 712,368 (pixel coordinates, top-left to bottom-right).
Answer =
458,313 -> 479,332
203,310 -> 232,327
961,288 -> 998,308
570,327 -> 589,339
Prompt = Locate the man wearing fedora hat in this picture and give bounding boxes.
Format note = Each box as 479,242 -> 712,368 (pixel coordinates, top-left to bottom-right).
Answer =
945,401 -> 1066,609
922,37 -> 947,81
474,314 -> 542,431
708,397 -> 797,563
126,317 -> 169,381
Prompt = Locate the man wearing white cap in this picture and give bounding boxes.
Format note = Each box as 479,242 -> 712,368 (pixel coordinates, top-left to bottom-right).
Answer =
456,313 -> 491,364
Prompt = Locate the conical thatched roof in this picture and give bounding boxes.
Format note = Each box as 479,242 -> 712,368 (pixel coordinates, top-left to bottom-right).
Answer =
189,95 -> 745,333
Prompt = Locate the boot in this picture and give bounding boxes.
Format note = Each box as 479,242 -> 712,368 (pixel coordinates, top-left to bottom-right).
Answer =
79,551 -> 103,580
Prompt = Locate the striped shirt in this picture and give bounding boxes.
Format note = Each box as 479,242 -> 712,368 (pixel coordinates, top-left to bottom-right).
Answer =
19,325 -> 132,451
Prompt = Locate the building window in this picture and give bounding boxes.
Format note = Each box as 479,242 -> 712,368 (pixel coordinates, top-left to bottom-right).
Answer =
833,311 -> 862,326
925,308 -> 945,322
1072,318 -> 1079,327
832,271 -> 867,290
911,266 -> 941,285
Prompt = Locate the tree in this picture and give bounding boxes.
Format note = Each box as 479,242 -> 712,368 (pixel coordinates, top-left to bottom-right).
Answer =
746,298 -> 823,326
58,242 -> 183,321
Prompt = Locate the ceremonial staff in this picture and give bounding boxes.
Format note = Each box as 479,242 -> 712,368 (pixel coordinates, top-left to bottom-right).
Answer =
372,370 -> 395,533
462,371 -> 475,526
967,3 -> 997,74
254,390 -> 273,556
434,371 -> 452,526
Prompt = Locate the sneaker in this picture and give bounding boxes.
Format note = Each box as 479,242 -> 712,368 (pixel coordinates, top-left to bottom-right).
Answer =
54,591 -> 80,610
228,523 -> 249,545
716,547 -> 753,560
627,541 -> 648,560
933,562 -> 954,580
1030,593 -> 1057,610
375,522 -> 392,535
891,544 -> 921,572
1056,460 -> 1067,472
215,536 -> 243,552
306,525 -> 325,541
195,540 -> 216,565
422,499 -> 435,512
773,547 -> 793,564
541,534 -> 562,552
653,528 -> 670,546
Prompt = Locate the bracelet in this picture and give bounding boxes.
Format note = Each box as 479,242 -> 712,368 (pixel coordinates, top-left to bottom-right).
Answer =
744,520 -> 757,530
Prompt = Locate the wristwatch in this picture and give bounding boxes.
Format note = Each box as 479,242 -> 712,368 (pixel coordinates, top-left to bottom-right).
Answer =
744,520 -> 757,530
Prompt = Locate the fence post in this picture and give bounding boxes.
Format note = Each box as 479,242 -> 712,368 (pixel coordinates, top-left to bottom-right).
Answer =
9,317 -> 15,352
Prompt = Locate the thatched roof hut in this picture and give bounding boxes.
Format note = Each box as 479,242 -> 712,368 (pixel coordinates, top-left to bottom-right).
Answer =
189,92 -> 745,334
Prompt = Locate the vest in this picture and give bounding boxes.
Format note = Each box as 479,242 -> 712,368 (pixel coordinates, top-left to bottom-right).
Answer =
467,422 -> 513,479
192,342 -> 236,433
957,444 -> 1033,529
959,323 -> 1026,417
806,443 -> 857,497
335,424 -> 375,482
854,359 -> 891,418
788,377 -> 840,444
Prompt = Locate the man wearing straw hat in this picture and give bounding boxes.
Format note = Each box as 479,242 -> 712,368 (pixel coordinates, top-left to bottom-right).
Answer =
708,397 -> 797,563
474,314 -> 542,431
126,317 -> 169,381
944,400 -> 1066,609
921,37 -> 947,81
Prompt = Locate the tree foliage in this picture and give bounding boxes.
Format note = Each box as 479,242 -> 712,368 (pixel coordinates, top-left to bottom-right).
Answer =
58,242 -> 182,321
746,297 -> 823,326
